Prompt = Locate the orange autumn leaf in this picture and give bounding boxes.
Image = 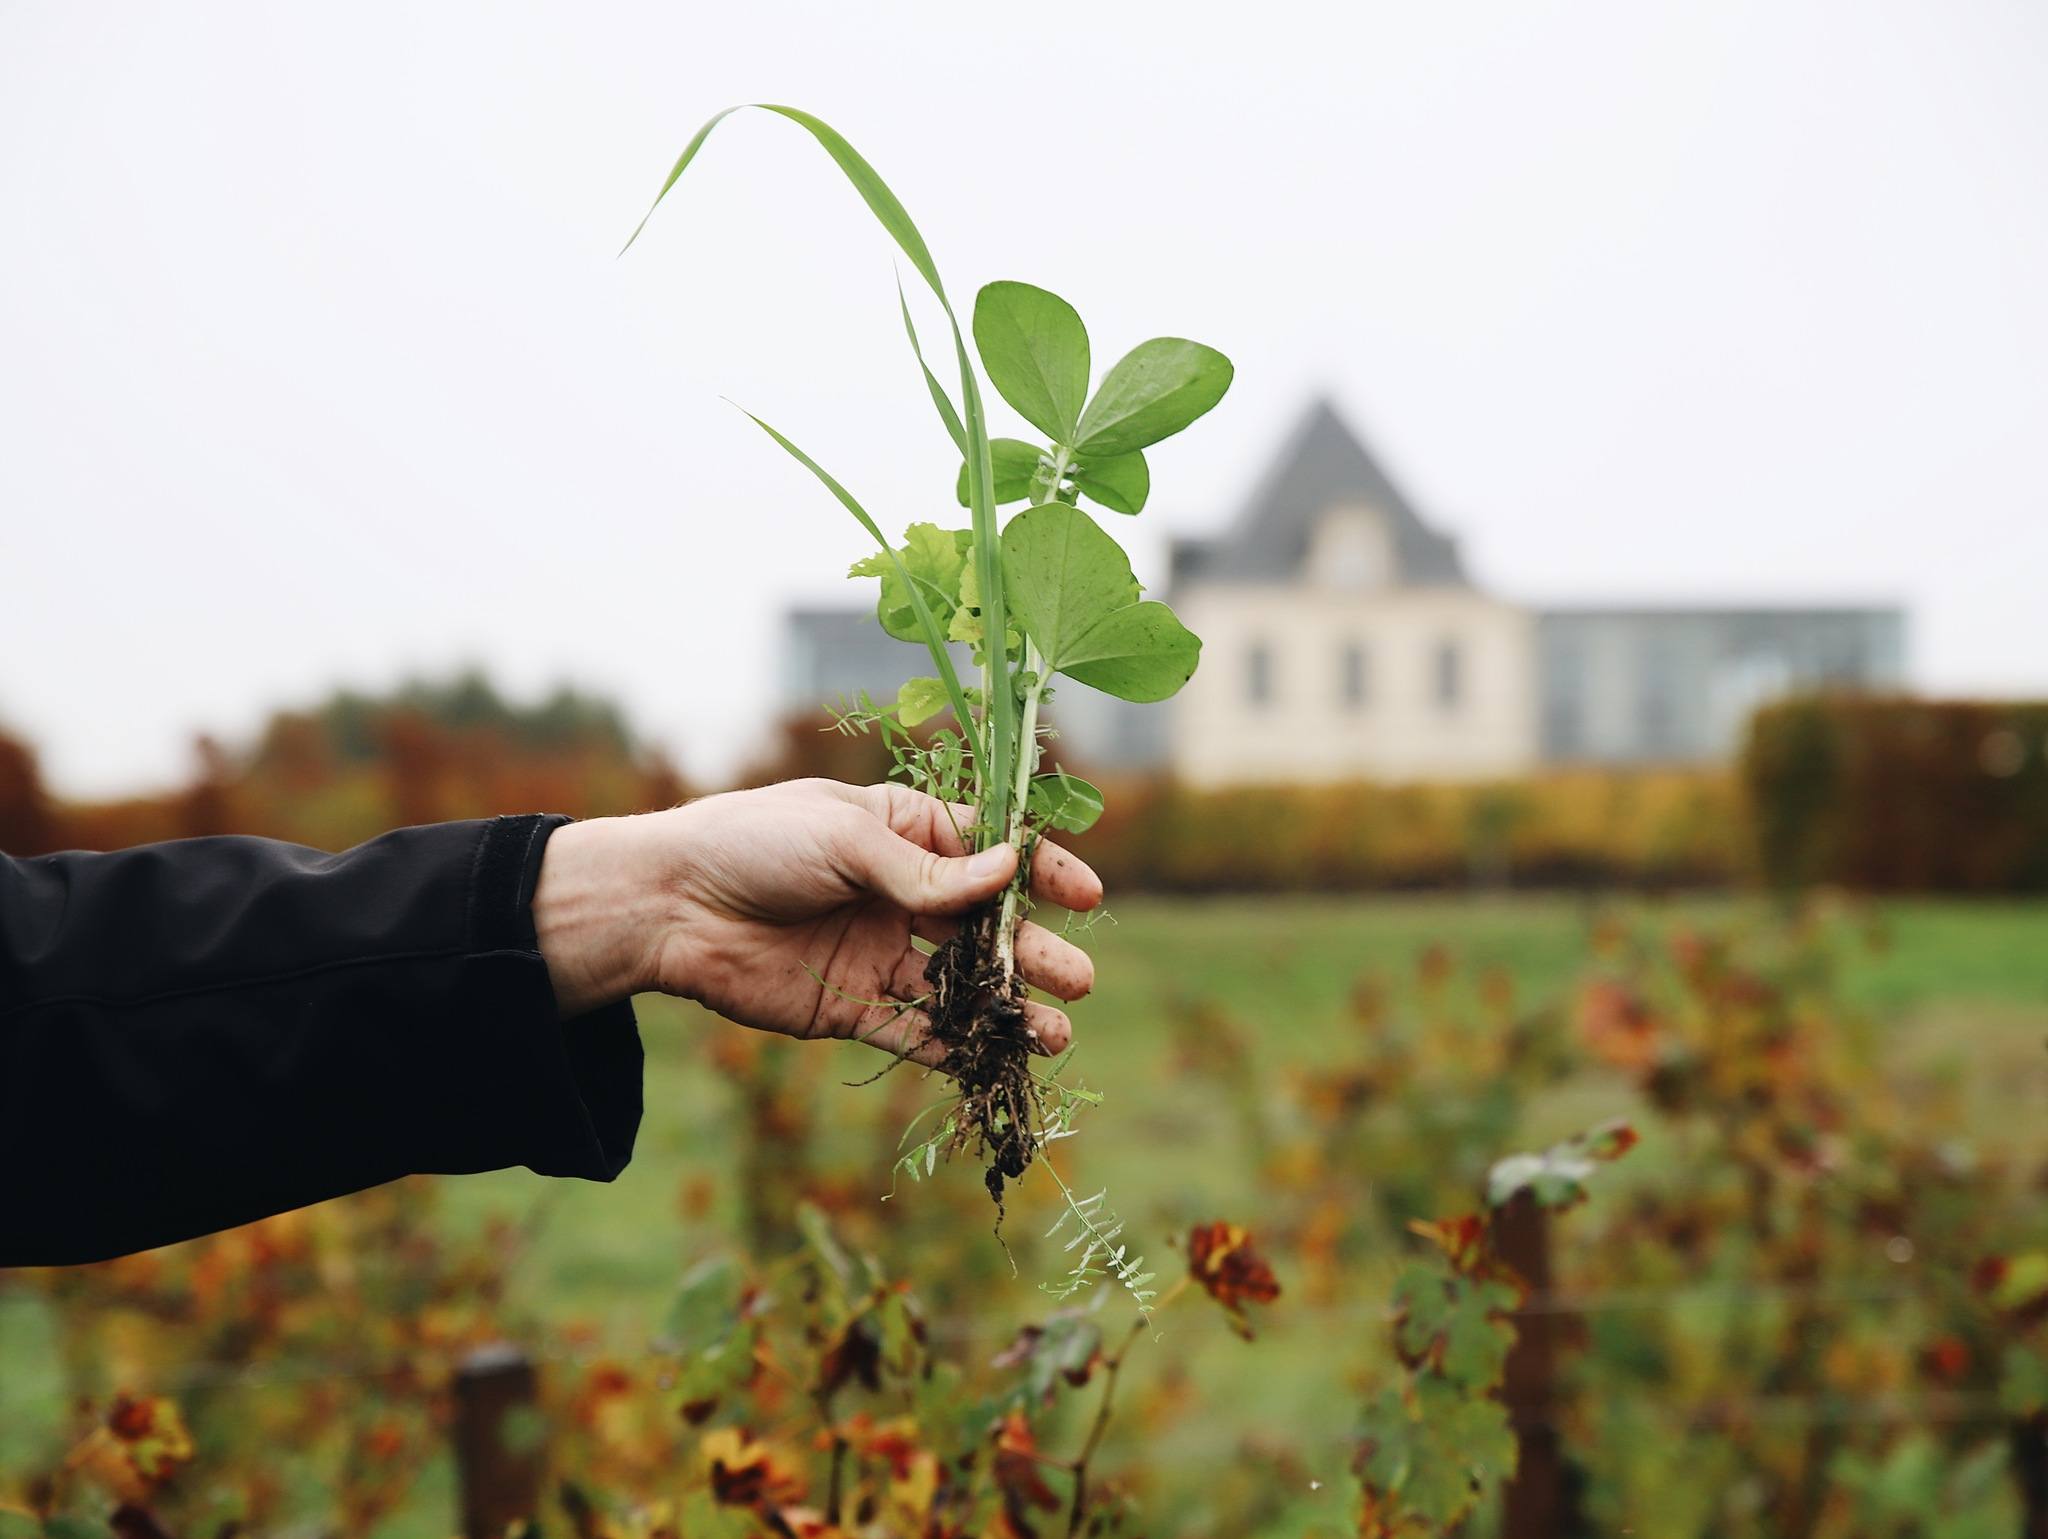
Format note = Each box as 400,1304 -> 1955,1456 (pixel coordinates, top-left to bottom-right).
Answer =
1186,1221 -> 1281,1340
702,1426 -> 805,1510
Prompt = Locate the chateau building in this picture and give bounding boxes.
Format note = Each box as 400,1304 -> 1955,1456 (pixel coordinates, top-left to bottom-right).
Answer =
781,401 -> 1905,783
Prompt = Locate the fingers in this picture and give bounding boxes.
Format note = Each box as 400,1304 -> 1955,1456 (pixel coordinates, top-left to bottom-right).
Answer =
911,916 -> 1095,1002
816,780 -> 1104,914
838,815 -> 1018,915
883,945 -> 1075,1057
846,1000 -> 950,1070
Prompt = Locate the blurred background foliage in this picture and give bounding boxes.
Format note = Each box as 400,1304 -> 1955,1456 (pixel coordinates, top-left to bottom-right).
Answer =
4,678 -> 2048,1537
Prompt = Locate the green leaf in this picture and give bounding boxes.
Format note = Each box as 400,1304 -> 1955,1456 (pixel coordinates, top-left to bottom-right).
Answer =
664,1255 -> 744,1347
855,523 -> 972,642
623,104 -> 942,294
1074,338 -> 1233,457
1001,503 -> 1200,702
1058,602 -> 1201,702
897,676 -> 951,728
972,281 -> 1090,443
739,410 -> 975,735
1027,770 -> 1105,834
955,438 -> 1046,507
1070,449 -> 1149,514
897,273 -> 964,454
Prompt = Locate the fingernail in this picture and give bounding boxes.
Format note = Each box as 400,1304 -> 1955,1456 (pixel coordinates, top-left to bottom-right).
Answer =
966,844 -> 1014,881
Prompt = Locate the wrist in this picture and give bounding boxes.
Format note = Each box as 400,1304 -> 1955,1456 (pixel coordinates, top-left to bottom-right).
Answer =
531,815 -> 672,1017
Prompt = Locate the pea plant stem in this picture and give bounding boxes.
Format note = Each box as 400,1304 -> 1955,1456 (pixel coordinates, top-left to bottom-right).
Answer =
990,446 -> 1070,979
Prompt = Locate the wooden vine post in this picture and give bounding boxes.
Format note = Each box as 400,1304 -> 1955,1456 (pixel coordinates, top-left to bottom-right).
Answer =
453,1342 -> 544,1539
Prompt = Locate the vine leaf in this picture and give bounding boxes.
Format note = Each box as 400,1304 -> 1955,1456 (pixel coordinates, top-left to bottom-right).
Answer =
1075,338 -> 1233,457
1001,503 -> 1201,703
973,281 -> 1090,444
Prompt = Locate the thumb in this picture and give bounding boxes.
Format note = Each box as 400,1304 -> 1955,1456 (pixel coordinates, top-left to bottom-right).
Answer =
847,824 -> 1018,914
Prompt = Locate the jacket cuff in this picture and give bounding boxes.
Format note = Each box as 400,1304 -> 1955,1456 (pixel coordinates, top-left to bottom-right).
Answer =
465,814 -> 644,1183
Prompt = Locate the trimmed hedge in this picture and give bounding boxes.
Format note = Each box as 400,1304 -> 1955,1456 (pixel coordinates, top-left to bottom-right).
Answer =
1742,696 -> 2048,892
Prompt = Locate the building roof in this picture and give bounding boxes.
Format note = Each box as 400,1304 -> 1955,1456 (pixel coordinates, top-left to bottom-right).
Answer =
1170,398 -> 1470,588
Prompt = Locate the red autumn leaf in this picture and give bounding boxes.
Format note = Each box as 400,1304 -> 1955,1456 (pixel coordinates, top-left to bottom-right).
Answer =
992,1411 -> 1062,1525
1187,1221 -> 1282,1340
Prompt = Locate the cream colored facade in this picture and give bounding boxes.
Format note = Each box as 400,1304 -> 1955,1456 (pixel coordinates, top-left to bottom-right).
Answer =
1171,544 -> 1539,787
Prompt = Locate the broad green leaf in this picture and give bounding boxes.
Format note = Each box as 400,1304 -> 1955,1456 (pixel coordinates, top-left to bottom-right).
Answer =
739,410 -> 975,734
1074,337 -> 1234,457
955,438 -> 1046,507
1002,503 -> 1200,702
1027,770 -> 1105,834
1058,601 -> 1201,702
897,676 -> 951,727
1000,503 -> 1139,663
972,281 -> 1090,443
1071,449 -> 1149,515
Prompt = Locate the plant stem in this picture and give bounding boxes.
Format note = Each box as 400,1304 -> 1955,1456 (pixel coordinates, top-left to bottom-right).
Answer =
992,445 -> 1070,980
1065,1313 -> 1149,1538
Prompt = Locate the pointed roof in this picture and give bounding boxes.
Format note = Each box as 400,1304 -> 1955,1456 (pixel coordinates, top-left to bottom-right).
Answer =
1171,399 -> 1469,587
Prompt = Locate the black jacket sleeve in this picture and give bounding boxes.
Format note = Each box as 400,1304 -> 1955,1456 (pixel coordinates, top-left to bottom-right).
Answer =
0,814 -> 642,1265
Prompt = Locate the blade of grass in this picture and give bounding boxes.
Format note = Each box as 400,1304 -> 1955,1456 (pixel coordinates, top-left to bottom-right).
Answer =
734,407 -> 974,738
622,103 -> 1015,846
896,272 -> 965,454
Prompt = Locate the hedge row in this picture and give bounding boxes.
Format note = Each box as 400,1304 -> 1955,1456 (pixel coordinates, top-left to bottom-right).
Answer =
1741,696 -> 2048,893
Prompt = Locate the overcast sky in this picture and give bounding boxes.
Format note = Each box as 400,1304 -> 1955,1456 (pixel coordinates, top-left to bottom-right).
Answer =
3,0 -> 2043,794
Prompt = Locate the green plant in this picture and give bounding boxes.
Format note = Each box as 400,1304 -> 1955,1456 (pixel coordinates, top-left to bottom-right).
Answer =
623,108 -> 1231,1262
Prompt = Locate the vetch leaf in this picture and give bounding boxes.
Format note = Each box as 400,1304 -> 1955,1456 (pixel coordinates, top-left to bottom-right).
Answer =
973,281 -> 1090,443
1002,503 -> 1200,702
956,438 -> 1046,507
1027,770 -> 1105,834
1070,449 -> 1149,515
1074,338 -> 1233,457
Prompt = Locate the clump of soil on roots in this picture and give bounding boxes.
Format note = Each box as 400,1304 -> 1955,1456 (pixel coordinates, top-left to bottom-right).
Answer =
922,897 -> 1044,1218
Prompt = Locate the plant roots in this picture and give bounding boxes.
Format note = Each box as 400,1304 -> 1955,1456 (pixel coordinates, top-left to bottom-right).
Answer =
923,896 -> 1041,1216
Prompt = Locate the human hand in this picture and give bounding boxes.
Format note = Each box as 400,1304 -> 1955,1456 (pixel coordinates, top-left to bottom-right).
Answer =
531,779 -> 1103,1066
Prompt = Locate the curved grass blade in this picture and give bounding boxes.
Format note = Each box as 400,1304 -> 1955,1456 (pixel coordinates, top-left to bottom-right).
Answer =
623,103 -> 1015,842
897,272 -> 965,454
735,407 -> 974,736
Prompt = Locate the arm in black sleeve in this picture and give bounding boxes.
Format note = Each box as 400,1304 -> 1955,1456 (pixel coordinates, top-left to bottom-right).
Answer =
0,814 -> 642,1265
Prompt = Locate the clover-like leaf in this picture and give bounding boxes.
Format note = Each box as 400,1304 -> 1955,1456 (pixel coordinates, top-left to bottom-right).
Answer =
1070,449 -> 1149,514
955,438 -> 1046,507
1074,338 -> 1232,457
1001,503 -> 1200,703
973,281 -> 1090,443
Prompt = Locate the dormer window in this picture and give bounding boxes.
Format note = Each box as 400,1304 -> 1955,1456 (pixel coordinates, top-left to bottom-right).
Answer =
1309,505 -> 1395,588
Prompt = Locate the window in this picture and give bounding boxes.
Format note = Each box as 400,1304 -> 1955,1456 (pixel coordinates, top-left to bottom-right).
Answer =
1339,640 -> 1369,709
1433,638 -> 1463,710
1247,641 -> 1274,706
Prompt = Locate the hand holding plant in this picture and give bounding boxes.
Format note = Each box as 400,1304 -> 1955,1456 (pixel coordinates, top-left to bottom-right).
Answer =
624,104 -> 1230,1297
536,781 -> 1100,1054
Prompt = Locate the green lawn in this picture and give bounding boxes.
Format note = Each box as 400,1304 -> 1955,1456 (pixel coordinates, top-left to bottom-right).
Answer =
5,894 -> 2045,1527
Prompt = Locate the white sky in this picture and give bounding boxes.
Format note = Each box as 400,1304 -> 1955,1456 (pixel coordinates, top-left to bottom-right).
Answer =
3,0 -> 2043,795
